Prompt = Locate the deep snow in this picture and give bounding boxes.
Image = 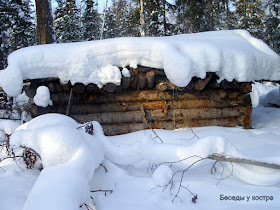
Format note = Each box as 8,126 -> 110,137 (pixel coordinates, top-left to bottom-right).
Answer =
0,82 -> 280,210
1,30 -> 280,96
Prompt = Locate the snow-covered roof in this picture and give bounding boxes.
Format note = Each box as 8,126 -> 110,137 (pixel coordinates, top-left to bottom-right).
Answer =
0,29 -> 280,96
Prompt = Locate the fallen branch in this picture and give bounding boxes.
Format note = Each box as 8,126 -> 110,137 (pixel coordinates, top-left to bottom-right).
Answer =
91,189 -> 113,196
208,153 -> 280,170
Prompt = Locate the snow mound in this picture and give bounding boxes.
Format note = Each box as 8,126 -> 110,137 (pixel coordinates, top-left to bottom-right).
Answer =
152,165 -> 173,186
0,119 -> 20,142
265,88 -> 280,107
9,114 -> 104,210
1,30 -> 280,96
0,119 -> 20,136
33,86 -> 53,107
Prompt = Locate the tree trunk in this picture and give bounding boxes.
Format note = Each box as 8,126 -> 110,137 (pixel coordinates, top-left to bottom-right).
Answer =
0,31 -> 4,69
100,0 -> 108,40
140,0 -> 145,37
35,0 -> 55,44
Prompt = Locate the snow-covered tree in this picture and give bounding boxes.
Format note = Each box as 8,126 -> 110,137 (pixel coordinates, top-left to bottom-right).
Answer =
264,0 -> 280,54
54,0 -> 81,42
82,0 -> 101,41
0,0 -> 35,68
235,0 -> 265,39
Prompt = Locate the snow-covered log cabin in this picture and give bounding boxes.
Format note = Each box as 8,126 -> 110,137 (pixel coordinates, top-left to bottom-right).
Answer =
0,30 -> 279,135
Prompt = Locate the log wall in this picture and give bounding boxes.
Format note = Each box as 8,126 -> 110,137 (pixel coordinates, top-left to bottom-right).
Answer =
25,66 -> 252,136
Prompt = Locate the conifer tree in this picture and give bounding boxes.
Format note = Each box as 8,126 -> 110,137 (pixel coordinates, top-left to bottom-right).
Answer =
264,0 -> 280,54
235,0 -> 265,39
0,0 -> 35,68
82,0 -> 101,41
54,0 -> 81,42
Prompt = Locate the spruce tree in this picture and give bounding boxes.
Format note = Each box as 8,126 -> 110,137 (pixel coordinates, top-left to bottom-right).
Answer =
0,0 -> 35,68
82,0 -> 101,41
264,0 -> 280,54
54,0 -> 81,42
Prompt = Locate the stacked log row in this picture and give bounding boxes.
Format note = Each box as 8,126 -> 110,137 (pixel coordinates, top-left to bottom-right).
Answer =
24,66 -> 252,136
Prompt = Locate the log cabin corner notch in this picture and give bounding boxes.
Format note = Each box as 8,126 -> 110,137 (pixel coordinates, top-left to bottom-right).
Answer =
25,65 -> 252,136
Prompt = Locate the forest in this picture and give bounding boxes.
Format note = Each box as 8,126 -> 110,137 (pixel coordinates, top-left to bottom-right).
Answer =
0,0 -> 279,70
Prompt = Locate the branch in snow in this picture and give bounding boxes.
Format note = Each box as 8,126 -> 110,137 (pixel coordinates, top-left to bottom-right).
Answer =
91,189 -> 113,196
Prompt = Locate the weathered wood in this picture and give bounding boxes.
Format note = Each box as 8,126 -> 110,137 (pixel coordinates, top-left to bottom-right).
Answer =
73,83 -> 85,94
237,115 -> 252,127
47,82 -> 55,93
239,82 -> 252,93
208,79 -> 220,89
25,82 -> 38,98
54,82 -> 64,93
121,76 -> 131,89
105,83 -> 117,93
194,73 -> 212,90
60,81 -> 71,92
130,68 -> 138,89
69,98 -> 249,115
138,72 -> 146,89
71,106 -> 248,125
100,118 -> 238,136
86,83 -> 99,93
146,70 -> 155,88
156,82 -> 168,91
51,89 -> 247,104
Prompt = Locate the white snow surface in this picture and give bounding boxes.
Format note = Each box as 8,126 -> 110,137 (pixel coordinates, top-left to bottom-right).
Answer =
1,29 -> 280,96
152,165 -> 173,186
9,114 -> 104,210
33,86 -> 52,107
0,119 -> 20,135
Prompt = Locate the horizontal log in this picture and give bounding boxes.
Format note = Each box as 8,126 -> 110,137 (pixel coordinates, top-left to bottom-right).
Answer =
71,106 -> 249,124
101,118 -> 239,136
50,89 -> 249,105
69,99 -> 250,115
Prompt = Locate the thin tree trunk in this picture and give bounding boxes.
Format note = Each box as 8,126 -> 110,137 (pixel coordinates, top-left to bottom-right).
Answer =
100,0 -> 108,40
0,31 -> 4,69
140,0 -> 145,37
35,0 -> 55,44
163,0 -> 167,35
209,154 -> 280,170
207,0 -> 214,31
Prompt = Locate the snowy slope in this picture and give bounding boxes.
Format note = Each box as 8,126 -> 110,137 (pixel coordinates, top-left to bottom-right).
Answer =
1,29 -> 280,96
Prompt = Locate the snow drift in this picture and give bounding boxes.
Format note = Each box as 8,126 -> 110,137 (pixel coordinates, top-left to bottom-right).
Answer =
10,114 -> 104,210
1,30 -> 280,96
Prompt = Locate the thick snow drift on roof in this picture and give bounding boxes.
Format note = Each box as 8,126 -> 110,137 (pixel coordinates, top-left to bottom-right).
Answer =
1,29 -> 280,96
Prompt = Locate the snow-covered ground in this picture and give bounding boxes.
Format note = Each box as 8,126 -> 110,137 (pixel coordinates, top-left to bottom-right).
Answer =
1,82 -> 280,210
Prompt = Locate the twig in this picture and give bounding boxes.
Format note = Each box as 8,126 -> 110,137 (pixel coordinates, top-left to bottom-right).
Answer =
151,129 -> 163,143
100,163 -> 108,173
172,157 -> 206,202
91,189 -> 113,196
